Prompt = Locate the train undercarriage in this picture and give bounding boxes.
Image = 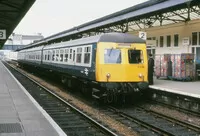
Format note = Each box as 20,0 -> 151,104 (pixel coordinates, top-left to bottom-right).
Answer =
18,62 -> 149,104
61,75 -> 149,104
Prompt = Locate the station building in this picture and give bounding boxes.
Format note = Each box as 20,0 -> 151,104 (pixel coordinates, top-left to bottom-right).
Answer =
128,19 -> 200,60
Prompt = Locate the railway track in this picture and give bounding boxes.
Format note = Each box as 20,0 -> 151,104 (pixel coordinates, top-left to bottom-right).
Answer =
105,106 -> 200,136
4,62 -> 118,136
5,61 -> 200,136
147,99 -> 200,119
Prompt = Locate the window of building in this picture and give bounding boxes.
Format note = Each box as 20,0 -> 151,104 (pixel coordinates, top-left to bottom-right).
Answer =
104,49 -> 121,64
84,46 -> 91,64
167,35 -> 171,47
174,34 -> 179,47
199,32 -> 200,45
192,32 -> 197,45
76,47 -> 82,63
160,36 -> 164,47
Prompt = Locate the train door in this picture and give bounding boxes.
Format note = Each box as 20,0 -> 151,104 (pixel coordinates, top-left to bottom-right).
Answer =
72,48 -> 76,65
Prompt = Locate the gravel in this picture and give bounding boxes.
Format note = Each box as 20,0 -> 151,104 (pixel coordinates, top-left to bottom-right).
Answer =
13,64 -> 138,136
143,103 -> 200,126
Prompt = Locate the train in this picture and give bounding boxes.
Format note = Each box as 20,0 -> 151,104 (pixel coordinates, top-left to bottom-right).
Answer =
17,32 -> 149,103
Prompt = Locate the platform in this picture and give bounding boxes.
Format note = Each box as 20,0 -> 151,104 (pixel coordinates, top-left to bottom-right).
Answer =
149,77 -> 200,99
0,61 -> 66,136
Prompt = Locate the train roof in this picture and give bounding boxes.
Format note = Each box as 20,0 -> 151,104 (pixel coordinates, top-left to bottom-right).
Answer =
19,45 -> 44,52
43,33 -> 145,50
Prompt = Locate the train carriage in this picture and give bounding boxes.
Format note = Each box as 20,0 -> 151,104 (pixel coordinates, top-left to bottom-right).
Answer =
17,33 -> 149,103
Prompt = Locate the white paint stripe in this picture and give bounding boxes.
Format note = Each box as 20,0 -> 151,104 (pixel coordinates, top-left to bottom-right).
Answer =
149,85 -> 200,99
1,61 -> 67,136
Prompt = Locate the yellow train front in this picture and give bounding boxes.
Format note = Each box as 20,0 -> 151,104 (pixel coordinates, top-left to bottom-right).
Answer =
92,33 -> 149,103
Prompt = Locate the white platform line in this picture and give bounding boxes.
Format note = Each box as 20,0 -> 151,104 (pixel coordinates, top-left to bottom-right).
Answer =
2,61 -> 67,136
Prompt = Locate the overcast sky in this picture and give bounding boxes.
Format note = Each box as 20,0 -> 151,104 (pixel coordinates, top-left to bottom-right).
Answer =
14,0 -> 148,37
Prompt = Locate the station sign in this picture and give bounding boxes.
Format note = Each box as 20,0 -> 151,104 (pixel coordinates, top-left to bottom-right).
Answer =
0,30 -> 6,39
139,31 -> 147,40
182,37 -> 190,46
146,40 -> 156,47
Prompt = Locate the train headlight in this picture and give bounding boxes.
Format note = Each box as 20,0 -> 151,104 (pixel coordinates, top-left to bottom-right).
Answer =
106,73 -> 111,82
138,73 -> 143,78
106,73 -> 111,78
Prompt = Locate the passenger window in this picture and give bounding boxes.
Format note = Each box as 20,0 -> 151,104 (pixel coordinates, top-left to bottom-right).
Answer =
84,47 -> 91,64
73,50 -> 75,62
45,51 -> 47,61
64,49 -> 69,62
60,49 -> 64,62
76,47 -> 82,63
69,49 -> 72,59
56,50 -> 59,61
104,48 -> 121,64
48,51 -> 50,61
128,50 -> 143,64
52,50 -> 55,61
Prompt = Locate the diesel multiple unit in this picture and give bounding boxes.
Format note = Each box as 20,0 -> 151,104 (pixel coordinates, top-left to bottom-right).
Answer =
17,33 -> 149,103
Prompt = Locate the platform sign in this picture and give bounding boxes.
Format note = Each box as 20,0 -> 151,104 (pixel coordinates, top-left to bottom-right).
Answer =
0,30 -> 6,39
139,31 -> 147,40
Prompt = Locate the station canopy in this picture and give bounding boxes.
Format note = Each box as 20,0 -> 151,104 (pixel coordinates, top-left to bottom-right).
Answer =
0,0 -> 35,48
20,0 -> 200,49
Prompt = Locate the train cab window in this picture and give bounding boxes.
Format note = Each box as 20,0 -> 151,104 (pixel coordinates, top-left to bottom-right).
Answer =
84,46 -> 91,64
104,48 -> 121,64
60,49 -> 64,62
64,49 -> 69,62
76,47 -> 82,63
128,50 -> 143,64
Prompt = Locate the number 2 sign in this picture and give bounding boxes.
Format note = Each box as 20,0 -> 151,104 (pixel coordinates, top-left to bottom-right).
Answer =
0,30 -> 6,39
139,31 -> 147,40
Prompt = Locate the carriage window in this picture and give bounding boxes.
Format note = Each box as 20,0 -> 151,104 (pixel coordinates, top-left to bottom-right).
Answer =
52,50 -> 55,61
76,47 -> 82,63
56,50 -> 59,61
128,50 -> 143,64
104,49 -> 121,64
47,51 -> 50,61
64,49 -> 69,62
69,49 -> 72,59
84,46 -> 91,64
45,51 -> 47,61
60,49 -> 64,62
73,50 -> 75,62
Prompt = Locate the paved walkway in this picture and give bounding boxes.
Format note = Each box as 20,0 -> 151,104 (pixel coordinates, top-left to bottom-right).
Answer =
0,61 -> 66,136
149,77 -> 200,98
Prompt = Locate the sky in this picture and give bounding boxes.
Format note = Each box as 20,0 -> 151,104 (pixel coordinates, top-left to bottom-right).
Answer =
14,0 -> 148,38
